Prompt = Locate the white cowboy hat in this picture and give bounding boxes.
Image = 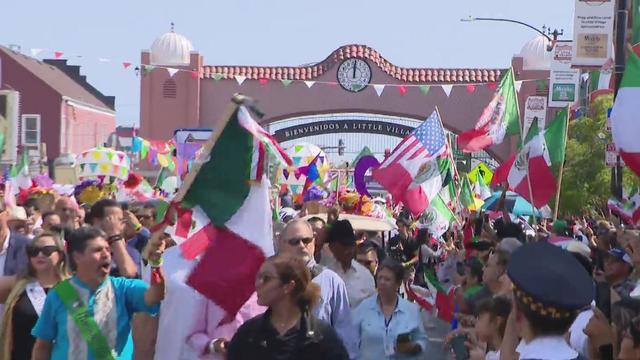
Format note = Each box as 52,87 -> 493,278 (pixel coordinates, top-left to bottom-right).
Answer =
7,207 -> 28,222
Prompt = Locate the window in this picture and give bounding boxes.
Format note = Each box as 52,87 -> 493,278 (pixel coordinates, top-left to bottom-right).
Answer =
21,114 -> 40,145
163,79 -> 177,99
0,95 -> 6,119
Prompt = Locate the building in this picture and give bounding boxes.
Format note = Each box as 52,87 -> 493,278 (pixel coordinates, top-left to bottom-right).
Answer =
106,126 -> 135,152
139,30 -> 555,168
0,45 -> 116,167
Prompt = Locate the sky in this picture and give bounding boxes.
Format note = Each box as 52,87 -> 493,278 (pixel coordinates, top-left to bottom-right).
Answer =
1,0 -> 574,126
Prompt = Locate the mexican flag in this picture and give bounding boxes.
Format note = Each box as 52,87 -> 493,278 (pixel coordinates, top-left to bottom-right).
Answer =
419,194 -> 456,238
589,59 -> 614,103
402,157 -> 450,217
473,174 -> 492,200
611,50 -> 640,177
10,149 -> 32,192
607,193 -> 640,225
492,109 -> 568,208
171,104 -> 288,317
457,68 -> 520,152
459,177 -> 474,209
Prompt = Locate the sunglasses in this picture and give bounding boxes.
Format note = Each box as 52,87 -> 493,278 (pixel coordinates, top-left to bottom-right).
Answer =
27,245 -> 59,258
286,237 -> 313,246
137,214 -> 152,220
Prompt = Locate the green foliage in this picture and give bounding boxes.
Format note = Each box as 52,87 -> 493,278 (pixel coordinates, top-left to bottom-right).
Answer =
558,95 -> 640,216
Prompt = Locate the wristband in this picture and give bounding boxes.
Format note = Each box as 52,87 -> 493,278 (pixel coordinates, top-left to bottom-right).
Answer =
134,223 -> 142,232
148,257 -> 164,268
107,235 -> 123,245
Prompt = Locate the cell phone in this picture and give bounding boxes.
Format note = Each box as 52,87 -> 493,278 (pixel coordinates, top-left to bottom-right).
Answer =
396,332 -> 411,344
595,281 -> 611,320
120,202 -> 129,211
450,334 -> 470,360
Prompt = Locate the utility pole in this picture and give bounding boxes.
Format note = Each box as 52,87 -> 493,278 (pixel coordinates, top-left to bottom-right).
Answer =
611,0 -> 628,200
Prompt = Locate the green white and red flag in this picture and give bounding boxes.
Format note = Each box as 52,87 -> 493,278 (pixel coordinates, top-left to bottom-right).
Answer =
164,104 -> 289,317
457,68 -> 520,152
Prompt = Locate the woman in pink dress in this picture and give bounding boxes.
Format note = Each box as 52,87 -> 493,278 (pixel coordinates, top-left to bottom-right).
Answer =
187,292 -> 266,359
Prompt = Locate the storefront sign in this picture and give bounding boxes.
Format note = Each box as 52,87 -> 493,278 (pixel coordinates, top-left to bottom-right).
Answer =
524,96 -> 547,135
572,0 -> 615,67
273,120 -> 414,142
550,41 -> 580,107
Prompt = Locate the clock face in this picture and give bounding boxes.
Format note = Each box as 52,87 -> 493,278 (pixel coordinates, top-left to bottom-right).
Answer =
337,59 -> 372,92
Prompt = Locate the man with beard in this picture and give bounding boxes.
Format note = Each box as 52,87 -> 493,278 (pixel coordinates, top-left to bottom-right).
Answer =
278,219 -> 358,359
31,226 -> 166,359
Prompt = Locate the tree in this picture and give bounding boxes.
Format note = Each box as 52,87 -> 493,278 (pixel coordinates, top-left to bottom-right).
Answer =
558,95 -> 640,216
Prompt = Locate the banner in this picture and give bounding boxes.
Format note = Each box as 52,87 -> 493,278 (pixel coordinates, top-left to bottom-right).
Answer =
550,41 -> 580,107
606,143 -> 626,167
524,96 -> 547,135
572,0 -> 615,67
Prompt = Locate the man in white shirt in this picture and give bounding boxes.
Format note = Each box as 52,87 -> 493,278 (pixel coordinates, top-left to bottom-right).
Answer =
145,245 -> 202,360
319,220 -> 376,308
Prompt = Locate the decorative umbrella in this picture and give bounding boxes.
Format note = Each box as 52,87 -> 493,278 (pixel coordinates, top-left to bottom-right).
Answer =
280,143 -> 330,194
481,191 -> 541,217
78,146 -> 130,181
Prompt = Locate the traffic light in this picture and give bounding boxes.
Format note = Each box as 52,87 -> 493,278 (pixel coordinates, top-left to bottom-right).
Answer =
338,139 -> 345,156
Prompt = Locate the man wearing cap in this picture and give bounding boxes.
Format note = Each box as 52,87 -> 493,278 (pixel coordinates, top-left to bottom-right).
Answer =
320,219 -> 376,309
501,242 -> 593,360
604,247 -> 635,298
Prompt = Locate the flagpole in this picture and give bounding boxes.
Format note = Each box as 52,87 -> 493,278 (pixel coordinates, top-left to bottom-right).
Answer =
552,107 -> 570,220
510,67 -> 538,223
435,106 -> 463,222
173,97 -> 241,202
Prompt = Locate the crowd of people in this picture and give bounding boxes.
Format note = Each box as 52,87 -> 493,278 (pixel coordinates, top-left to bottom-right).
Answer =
0,187 -> 638,360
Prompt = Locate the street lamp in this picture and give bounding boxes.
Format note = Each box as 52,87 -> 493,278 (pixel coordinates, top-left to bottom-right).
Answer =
460,16 -> 563,51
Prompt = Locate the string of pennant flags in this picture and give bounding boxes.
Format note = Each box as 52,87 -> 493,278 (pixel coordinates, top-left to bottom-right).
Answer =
26,47 -> 551,94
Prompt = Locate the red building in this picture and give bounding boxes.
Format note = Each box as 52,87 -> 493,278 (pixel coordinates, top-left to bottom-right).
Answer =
0,46 -> 116,166
140,30 -> 554,166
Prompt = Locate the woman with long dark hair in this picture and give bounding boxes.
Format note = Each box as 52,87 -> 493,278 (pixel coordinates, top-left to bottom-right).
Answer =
0,232 -> 68,359
226,254 -> 348,360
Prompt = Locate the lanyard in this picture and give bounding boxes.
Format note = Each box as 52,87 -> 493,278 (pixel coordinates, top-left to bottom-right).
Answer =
381,296 -> 399,331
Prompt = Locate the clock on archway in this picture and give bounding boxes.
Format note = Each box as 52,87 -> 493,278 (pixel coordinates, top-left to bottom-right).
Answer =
337,59 -> 372,92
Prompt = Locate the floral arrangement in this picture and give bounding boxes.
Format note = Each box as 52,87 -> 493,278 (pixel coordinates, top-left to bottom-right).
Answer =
74,179 -> 116,205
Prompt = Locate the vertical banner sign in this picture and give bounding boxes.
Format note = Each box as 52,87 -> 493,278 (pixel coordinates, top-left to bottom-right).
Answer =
549,41 -> 581,107
605,143 -> 617,167
524,96 -> 547,136
572,0 -> 615,67
605,143 -> 627,167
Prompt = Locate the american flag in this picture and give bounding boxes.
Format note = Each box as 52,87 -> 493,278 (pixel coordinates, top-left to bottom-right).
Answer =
381,111 -> 446,168
373,110 -> 447,216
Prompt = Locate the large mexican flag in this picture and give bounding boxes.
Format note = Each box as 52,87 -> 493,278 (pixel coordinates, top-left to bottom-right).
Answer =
171,103 -> 290,317
611,50 -> 640,177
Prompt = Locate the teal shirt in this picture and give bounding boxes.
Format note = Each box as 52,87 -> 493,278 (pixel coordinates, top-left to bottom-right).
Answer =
32,275 -> 159,360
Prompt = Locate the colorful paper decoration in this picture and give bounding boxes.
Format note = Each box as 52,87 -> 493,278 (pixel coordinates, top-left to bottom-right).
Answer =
78,146 -> 130,180
280,143 -> 331,193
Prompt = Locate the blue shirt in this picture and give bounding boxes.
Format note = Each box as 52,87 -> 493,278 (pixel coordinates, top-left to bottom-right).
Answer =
310,263 -> 359,359
352,295 -> 428,360
32,275 -> 159,360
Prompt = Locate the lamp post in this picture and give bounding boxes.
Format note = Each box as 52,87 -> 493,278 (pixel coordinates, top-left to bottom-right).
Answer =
460,17 -> 564,51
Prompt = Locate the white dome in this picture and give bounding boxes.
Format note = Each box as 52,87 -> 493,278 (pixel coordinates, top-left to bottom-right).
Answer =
519,35 -> 552,71
150,31 -> 194,66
